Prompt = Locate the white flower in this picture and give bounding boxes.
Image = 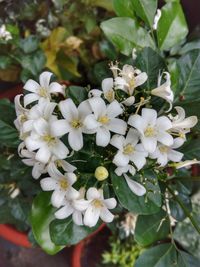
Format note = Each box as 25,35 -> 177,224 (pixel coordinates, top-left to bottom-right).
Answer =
22,98 -> 57,133
169,106 -> 198,135
47,156 -> 76,176
25,117 -> 69,164
51,98 -> 93,151
115,164 -> 136,176
115,65 -> 147,96
55,188 -> 85,225
40,169 -> 79,208
110,129 -> 148,170
149,138 -> 184,167
153,9 -> 162,30
128,108 -> 173,153
23,72 -> 65,106
0,24 -> 12,41
14,95 -> 29,138
84,97 -> 127,147
151,72 -> 174,112
19,146 -> 46,179
88,78 -> 115,103
120,212 -> 137,237
74,187 -> 117,227
124,174 -> 146,196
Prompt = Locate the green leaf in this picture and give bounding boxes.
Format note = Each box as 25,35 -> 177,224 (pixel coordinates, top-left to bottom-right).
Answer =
100,17 -> 155,56
135,243 -> 177,267
180,139 -> 200,160
0,56 -> 12,69
19,35 -> 39,54
177,249 -> 200,266
50,217 -> 100,246
135,47 -> 166,89
0,99 -> 17,125
111,169 -> 161,215
157,2 -> 188,51
0,120 -> 19,148
30,192 -> 64,255
132,0 -> 158,27
66,86 -> 88,105
113,0 -> 135,18
179,40 -> 200,55
135,209 -> 170,246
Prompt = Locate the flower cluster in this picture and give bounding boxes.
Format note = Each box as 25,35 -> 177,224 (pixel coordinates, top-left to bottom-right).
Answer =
14,65 -> 198,228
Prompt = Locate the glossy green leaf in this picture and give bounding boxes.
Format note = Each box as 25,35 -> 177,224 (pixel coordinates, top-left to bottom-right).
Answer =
135,243 -> 177,267
100,17 -> 155,56
177,251 -> 200,267
135,47 -> 166,89
179,40 -> 200,55
30,192 -> 64,255
0,56 -> 12,69
180,139 -> 200,160
0,99 -> 17,125
132,0 -> 158,27
66,86 -> 88,105
157,2 -> 188,51
135,209 -> 170,246
50,217 -> 100,245
111,169 -> 161,215
113,0 -> 135,18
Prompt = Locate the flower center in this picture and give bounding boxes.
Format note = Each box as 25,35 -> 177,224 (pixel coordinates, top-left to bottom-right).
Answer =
59,178 -> 68,190
39,87 -> 48,97
71,119 -> 83,129
19,114 -> 27,123
42,135 -> 56,145
92,199 -> 104,208
98,115 -> 110,124
123,144 -> 134,155
144,126 -> 156,137
129,78 -> 135,88
159,145 -> 169,154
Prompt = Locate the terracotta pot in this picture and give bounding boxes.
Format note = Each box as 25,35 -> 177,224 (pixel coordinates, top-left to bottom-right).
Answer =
71,224 -> 107,267
0,224 -> 31,248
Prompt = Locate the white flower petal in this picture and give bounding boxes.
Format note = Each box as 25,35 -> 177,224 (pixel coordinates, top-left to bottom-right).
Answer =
39,71 -> 52,88
122,96 -> 135,106
106,100 -> 123,118
86,187 -> 100,200
40,178 -> 57,191
126,128 -> 139,146
84,114 -> 101,130
72,211 -> 83,225
156,116 -> 172,130
68,129 -> 83,151
107,118 -> 127,135
55,204 -> 74,219
124,175 -> 146,196
51,190 -> 65,208
128,114 -> 147,134
142,108 -> 157,125
23,79 -> 40,93
168,150 -> 183,162
130,153 -> 146,170
103,198 -> 117,209
51,140 -> 69,159
66,173 -> 77,185
49,82 -> 64,95
157,132 -> 173,146
33,118 -> 49,136
141,136 -> 157,153
51,120 -> 71,137
110,134 -> 124,150
25,136 -> 43,151
100,208 -> 114,223
32,162 -> 44,179
59,98 -> 78,121
96,127 -> 110,147
113,151 -> 129,167
24,93 -> 40,106
35,145 -> 51,164
84,205 -> 100,227
102,78 -> 113,93
88,89 -> 102,98
78,100 -> 92,120
89,97 -> 106,118
135,72 -> 148,87
73,199 -> 90,211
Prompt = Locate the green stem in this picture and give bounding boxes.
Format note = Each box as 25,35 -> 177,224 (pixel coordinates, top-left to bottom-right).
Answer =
167,185 -> 200,235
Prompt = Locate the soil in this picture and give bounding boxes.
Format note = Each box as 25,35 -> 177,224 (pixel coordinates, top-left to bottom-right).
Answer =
81,227 -> 110,267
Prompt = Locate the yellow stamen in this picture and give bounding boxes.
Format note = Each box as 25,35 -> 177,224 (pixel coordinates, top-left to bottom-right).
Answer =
98,116 -> 110,124
39,87 -> 48,97
105,90 -> 114,102
70,119 -> 83,129
144,126 -> 156,137
159,145 -> 169,154
19,114 -> 27,123
59,178 -> 68,190
92,199 -> 104,208
123,144 -> 134,155
42,135 -> 56,145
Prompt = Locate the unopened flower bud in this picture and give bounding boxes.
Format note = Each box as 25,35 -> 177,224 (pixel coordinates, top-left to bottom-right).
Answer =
95,166 -> 109,181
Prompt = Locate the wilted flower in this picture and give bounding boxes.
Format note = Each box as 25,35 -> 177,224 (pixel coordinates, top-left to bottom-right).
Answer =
153,9 -> 162,30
